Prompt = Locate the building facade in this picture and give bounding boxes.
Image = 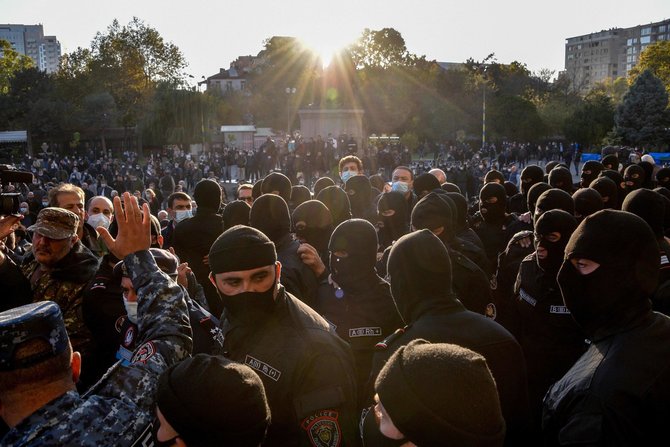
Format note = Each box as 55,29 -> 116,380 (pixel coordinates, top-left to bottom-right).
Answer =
0,24 -> 61,73
565,18 -> 670,92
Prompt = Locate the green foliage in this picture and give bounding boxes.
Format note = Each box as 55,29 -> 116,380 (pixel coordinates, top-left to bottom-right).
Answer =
628,41 -> 670,95
563,92 -> 615,147
0,39 -> 34,94
400,131 -> 419,150
615,69 -> 670,147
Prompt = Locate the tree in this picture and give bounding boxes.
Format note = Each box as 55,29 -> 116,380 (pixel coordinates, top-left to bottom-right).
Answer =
347,28 -> 414,70
615,69 -> 670,148
628,41 -> 670,95
0,39 -> 34,94
563,92 -> 615,148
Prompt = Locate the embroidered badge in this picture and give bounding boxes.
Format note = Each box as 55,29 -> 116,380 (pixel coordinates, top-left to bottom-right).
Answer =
302,410 -> 341,447
245,355 -> 281,382
131,341 -> 156,364
549,305 -> 571,314
349,327 -> 382,338
123,326 -> 135,347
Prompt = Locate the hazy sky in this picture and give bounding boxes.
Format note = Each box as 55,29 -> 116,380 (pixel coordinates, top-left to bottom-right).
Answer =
4,0 -> 669,83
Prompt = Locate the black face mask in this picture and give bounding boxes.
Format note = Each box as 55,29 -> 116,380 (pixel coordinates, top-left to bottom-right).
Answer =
557,260 -> 610,335
534,234 -> 565,274
152,417 -> 179,447
296,226 -> 331,254
479,199 -> 505,224
330,252 -> 369,290
219,269 -> 277,324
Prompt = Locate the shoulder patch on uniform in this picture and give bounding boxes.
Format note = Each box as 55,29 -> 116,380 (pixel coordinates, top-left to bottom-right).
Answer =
301,410 -> 341,447
131,341 -> 156,364
245,355 -> 281,382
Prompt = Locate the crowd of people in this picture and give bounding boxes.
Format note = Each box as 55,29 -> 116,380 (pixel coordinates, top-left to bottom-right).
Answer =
0,141 -> 670,446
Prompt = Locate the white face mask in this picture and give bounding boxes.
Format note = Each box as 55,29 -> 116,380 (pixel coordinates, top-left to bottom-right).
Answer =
87,213 -> 111,230
123,295 -> 138,324
391,181 -> 409,193
175,209 -> 192,223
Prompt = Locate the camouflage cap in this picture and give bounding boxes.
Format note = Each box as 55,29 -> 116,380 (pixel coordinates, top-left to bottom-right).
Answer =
27,207 -> 79,240
0,302 -> 69,371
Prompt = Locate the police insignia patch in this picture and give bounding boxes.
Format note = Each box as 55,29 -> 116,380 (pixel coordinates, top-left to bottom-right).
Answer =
302,410 -> 341,447
131,341 -> 156,364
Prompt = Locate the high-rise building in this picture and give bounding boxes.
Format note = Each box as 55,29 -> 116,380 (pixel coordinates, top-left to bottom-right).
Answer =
0,24 -> 61,73
565,19 -> 670,93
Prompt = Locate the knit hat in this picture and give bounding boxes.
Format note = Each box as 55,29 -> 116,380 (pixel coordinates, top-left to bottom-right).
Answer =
375,339 -> 505,447
156,354 -> 270,447
209,225 -> 277,274
222,200 -> 251,230
261,172 -> 292,203
193,179 -> 222,211
413,173 -> 441,197
249,194 -> 291,243
313,176 -> 336,198
601,154 -> 619,171
572,188 -> 603,221
484,170 -> 505,184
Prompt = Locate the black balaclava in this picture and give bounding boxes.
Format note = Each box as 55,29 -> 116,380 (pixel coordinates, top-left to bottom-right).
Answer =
249,194 -> 291,244
572,188 -> 603,223
222,200 -> 251,230
520,165 -> 545,196
289,185 -> 311,212
589,176 -> 618,210
441,182 -> 461,194
534,188 -> 575,225
251,180 -> 263,200
291,199 -> 333,254
193,179 -> 222,212
548,167 -> 574,194
484,170 -> 505,184
544,161 -> 560,175
317,185 -> 352,228
622,189 -> 665,240
261,172 -> 292,203
534,209 -> 577,274
377,191 -> 410,248
638,161 -> 655,189
656,168 -> 670,190
527,182 -> 552,217
601,154 -> 619,171
411,192 -> 455,244
503,181 -> 519,198
344,175 -> 373,218
413,173 -> 441,198
328,219 -> 379,290
654,187 -> 670,238
387,229 -> 454,323
313,176 -> 336,198
445,192 -> 468,231
557,210 -> 658,340
478,182 -> 507,225
599,169 -> 626,208
623,164 -> 645,194
580,160 -> 604,189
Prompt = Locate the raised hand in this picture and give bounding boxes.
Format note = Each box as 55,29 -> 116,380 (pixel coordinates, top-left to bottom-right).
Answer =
98,192 -> 151,259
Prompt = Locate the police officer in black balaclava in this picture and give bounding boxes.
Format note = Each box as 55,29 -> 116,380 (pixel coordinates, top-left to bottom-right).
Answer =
291,199 -> 333,263
250,194 -> 318,307
656,168 -> 670,190
622,188 -> 670,316
376,191 -> 409,251
544,210 -> 670,446
589,176 -> 619,210
623,164 -> 645,195
572,187 -> 603,224
366,229 -> 532,446
548,167 -> 575,194
222,200 -> 251,230
599,169 -> 626,209
260,172 -> 292,203
344,175 -> 376,223
509,165 -> 545,214
579,160 -> 604,189
473,182 -> 524,269
638,161 -> 655,189
316,185 -> 352,228
288,185 -> 311,213
445,191 -> 490,274
601,154 -> 619,171
526,182 -> 552,220
494,188 -> 575,334
512,210 -> 586,440
316,219 -> 403,400
411,192 -> 492,315
412,172 -> 441,199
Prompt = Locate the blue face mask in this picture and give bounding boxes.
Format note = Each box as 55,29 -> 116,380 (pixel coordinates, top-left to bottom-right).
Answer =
175,209 -> 192,223
341,170 -> 355,184
391,181 -> 409,193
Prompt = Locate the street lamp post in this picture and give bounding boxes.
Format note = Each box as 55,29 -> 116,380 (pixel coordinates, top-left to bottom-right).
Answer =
286,87 -> 296,137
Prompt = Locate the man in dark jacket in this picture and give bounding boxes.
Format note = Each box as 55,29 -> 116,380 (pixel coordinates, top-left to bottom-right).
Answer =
543,210 -> 670,446
208,225 -> 360,447
316,219 -> 404,399
172,179 -> 224,316
367,230 -> 531,446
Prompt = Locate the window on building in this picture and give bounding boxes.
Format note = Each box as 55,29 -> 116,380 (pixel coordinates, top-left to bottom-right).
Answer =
627,38 -> 633,45
641,36 -> 651,44
641,27 -> 651,36
226,81 -> 233,91
660,25 -> 667,32
660,34 -> 666,41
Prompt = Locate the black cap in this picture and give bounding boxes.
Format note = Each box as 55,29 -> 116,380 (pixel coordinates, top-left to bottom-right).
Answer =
209,225 -> 277,274
0,302 -> 69,371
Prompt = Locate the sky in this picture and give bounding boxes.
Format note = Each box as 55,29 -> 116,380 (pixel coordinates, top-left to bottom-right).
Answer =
3,0 -> 670,84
